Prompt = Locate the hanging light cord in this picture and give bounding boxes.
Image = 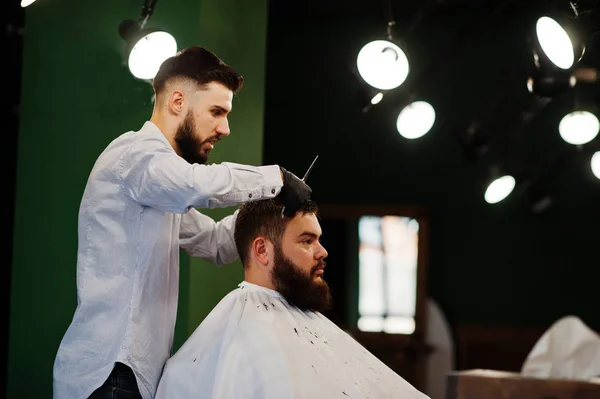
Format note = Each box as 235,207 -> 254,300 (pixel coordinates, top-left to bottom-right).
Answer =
139,0 -> 159,28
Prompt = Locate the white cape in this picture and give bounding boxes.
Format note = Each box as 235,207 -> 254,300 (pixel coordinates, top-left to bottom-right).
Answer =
156,281 -> 429,399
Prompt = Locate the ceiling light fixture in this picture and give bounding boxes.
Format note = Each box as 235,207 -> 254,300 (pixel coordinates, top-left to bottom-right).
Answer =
532,1 -> 586,71
357,39 -> 409,91
396,101 -> 436,140
484,174 -> 516,204
119,0 -> 177,81
591,151 -> 600,179
534,15 -> 582,70
559,110 -> 600,145
356,17 -> 410,91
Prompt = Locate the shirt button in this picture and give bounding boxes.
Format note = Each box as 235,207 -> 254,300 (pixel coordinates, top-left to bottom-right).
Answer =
271,189 -> 275,194
248,194 -> 252,198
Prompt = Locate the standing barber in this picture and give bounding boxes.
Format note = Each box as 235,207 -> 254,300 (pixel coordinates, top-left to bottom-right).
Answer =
53,46 -> 311,399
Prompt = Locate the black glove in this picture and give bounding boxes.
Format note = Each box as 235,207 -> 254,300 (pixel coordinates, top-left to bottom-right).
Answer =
279,167 -> 312,217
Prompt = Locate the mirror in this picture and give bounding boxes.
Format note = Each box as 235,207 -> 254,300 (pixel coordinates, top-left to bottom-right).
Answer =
317,205 -> 429,338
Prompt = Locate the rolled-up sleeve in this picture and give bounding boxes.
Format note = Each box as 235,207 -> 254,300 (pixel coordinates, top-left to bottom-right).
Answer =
119,135 -> 282,214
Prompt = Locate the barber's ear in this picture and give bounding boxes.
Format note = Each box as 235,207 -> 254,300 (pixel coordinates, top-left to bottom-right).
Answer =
168,90 -> 185,115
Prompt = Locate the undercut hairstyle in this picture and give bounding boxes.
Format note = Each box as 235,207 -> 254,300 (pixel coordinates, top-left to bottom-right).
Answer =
234,199 -> 319,268
152,46 -> 244,95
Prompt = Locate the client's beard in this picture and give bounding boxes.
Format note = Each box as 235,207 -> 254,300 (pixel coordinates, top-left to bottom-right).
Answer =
174,111 -> 208,165
271,246 -> 332,313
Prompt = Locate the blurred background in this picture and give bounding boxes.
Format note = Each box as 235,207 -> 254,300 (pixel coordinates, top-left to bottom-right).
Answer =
4,0 -> 600,397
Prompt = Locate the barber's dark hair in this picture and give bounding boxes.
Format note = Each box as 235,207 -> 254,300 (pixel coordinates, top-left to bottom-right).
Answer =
234,199 -> 318,268
152,46 -> 243,95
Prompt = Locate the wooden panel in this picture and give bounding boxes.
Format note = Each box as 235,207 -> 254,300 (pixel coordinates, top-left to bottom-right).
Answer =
447,370 -> 600,399
455,325 -> 547,371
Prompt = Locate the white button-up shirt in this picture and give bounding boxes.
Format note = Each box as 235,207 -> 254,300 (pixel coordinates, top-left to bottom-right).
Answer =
53,121 -> 283,399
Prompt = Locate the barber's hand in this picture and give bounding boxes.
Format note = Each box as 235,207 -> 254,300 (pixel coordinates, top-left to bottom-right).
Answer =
279,167 -> 312,217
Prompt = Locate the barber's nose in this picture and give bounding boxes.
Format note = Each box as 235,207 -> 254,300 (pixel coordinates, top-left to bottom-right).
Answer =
217,118 -> 230,136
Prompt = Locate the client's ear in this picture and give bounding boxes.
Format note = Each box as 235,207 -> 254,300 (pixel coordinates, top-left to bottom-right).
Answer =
251,237 -> 273,268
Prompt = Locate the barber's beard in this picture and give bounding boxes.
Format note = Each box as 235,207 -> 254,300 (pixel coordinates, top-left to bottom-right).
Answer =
174,111 -> 208,165
271,246 -> 332,313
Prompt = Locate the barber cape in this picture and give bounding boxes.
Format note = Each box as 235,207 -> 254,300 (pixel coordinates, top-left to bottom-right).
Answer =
156,281 -> 429,399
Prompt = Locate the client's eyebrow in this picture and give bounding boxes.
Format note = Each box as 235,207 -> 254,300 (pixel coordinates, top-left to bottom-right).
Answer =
298,232 -> 320,239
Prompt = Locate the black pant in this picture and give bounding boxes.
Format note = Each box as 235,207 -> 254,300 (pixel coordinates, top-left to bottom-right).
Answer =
88,362 -> 142,399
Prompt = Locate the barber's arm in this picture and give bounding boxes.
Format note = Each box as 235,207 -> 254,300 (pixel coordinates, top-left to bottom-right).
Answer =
119,136 -> 282,214
179,208 -> 238,265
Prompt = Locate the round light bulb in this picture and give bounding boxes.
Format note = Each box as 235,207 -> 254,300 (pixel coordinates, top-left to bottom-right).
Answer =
484,175 -> 516,204
591,152 -> 600,180
396,101 -> 436,139
356,40 -> 409,90
128,31 -> 177,80
535,16 -> 574,69
559,111 -> 599,145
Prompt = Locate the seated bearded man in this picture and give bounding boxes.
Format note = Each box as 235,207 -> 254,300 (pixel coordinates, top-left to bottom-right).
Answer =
156,199 -> 429,399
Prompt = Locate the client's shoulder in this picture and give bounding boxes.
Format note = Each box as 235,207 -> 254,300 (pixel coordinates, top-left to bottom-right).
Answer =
194,283 -> 282,329
184,282 -> 295,342
235,282 -> 292,326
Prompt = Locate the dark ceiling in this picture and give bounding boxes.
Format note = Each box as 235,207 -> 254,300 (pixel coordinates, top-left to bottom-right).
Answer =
264,0 -> 600,212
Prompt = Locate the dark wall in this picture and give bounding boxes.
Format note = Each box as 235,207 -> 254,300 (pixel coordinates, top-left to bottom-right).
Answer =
3,0 -> 24,394
263,3 -> 600,331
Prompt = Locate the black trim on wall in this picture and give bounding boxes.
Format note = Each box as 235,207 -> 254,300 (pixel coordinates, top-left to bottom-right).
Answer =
3,0 -> 24,391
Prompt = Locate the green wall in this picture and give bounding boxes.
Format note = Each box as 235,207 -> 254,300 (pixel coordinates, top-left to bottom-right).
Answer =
8,0 -> 268,397
182,0 -> 269,337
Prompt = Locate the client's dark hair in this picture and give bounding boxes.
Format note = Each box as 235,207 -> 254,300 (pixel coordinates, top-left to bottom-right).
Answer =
152,46 -> 244,95
234,199 -> 318,268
